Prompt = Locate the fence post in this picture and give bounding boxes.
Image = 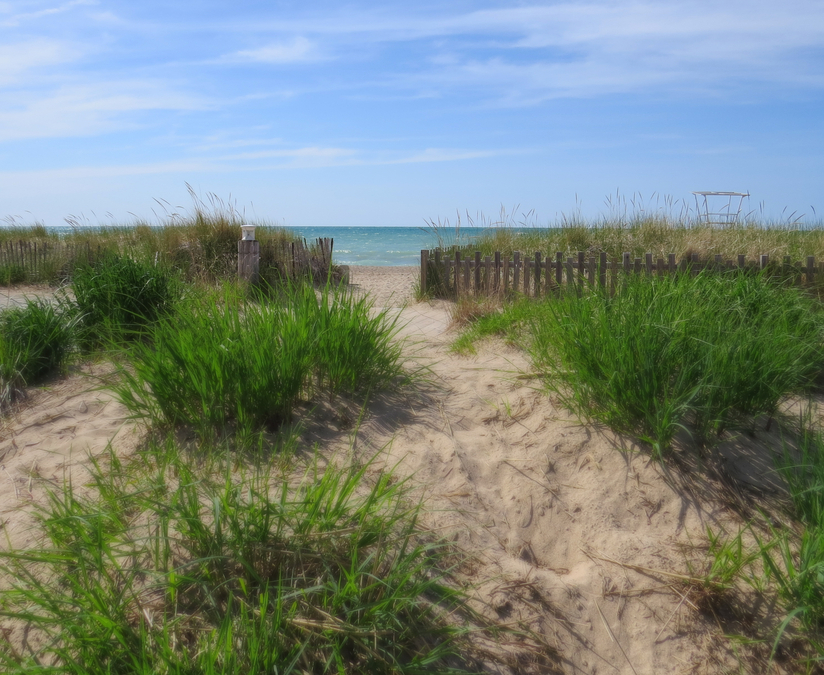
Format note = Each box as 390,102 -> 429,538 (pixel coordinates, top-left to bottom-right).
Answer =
474,252 -> 481,295
494,251 -> 501,292
238,228 -> 260,284
808,256 -> 816,285
599,252 -> 607,289
588,256 -> 596,289
420,250 -> 428,295
454,250 -> 461,295
556,251 -> 563,288
513,251 -> 521,293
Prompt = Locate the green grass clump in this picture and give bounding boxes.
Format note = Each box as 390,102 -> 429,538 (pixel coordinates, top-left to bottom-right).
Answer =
112,286 -> 313,440
700,410 -> 824,662
0,299 -> 74,404
0,264 -> 27,286
308,282 -> 406,398
527,272 -> 823,455
449,297 -> 534,355
71,254 -> 178,346
0,442 -> 479,674
112,283 -> 406,441
765,415 -> 824,634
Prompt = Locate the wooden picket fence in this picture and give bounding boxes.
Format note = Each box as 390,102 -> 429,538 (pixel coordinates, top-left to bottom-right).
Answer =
256,236 -> 336,282
0,236 -> 336,285
0,240 -> 102,281
420,249 -> 822,298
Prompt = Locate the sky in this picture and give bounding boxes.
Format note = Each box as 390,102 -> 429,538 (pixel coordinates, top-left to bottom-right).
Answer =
1,0 -> 823,228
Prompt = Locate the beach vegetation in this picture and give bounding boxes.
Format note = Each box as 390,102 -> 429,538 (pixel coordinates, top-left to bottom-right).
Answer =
0,298 -> 75,407
111,281 -> 407,442
424,203 -> 824,264
0,439 -> 485,674
448,295 -> 533,355
70,253 -> 179,348
698,407 -> 824,664
452,270 -> 824,456
528,270 -> 824,455
0,189 -> 309,286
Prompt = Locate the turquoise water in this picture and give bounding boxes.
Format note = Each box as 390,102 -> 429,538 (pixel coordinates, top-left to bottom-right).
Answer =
291,226 -> 491,266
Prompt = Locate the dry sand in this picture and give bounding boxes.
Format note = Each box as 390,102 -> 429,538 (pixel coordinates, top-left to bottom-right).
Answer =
0,269 -> 797,673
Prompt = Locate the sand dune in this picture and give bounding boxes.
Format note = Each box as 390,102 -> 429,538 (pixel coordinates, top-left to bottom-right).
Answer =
0,270 -> 787,673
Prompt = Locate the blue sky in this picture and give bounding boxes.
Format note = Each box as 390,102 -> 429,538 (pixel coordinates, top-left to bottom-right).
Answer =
1,0 -> 823,227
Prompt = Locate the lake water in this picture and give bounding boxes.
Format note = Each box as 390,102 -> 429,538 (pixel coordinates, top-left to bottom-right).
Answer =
291,226 -> 491,266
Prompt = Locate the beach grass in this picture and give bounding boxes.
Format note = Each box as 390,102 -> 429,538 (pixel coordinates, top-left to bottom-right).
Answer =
70,253 -> 180,348
425,210 -> 824,264
0,299 -> 75,407
451,271 -> 824,456
533,271 -> 824,454
0,189 -> 307,285
111,281 -> 408,443
0,439 -> 483,674
698,407 -> 824,663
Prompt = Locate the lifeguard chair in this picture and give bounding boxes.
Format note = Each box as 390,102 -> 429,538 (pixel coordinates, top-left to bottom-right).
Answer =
692,191 -> 749,225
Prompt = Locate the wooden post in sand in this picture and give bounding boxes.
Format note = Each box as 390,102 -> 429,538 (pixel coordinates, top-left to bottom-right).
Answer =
238,226 -> 259,284
420,250 -> 429,295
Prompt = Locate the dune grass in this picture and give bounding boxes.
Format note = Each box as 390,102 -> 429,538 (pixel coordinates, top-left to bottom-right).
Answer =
763,412 -> 824,639
0,439 -> 482,674
425,208 -> 824,264
111,281 -> 407,442
530,271 -> 824,455
451,271 -> 824,456
0,189 -> 305,286
0,299 -> 75,407
449,296 -> 534,355
70,253 -> 180,348
698,408 -> 824,664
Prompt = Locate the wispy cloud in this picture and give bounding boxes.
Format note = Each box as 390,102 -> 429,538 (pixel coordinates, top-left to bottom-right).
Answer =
219,1 -> 824,101
0,0 -> 95,26
229,36 -> 322,64
0,81 -> 212,141
0,143 -> 507,179
0,39 -> 82,85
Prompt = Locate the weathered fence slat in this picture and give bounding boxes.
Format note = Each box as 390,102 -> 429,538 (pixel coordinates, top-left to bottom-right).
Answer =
419,248 -> 824,299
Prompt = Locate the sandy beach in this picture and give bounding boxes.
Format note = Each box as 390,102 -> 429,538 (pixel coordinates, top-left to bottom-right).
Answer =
0,267 -> 791,673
